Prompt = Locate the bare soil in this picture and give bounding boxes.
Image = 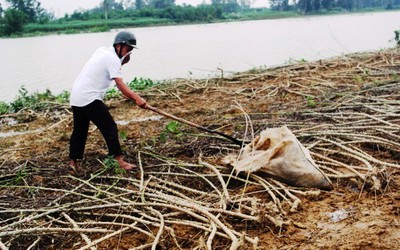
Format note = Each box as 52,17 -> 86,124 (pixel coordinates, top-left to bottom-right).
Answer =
0,48 -> 399,249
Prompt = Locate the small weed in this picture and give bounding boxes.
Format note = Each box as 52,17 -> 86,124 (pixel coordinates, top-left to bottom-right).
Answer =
373,80 -> 381,85
105,87 -> 120,99
354,75 -> 363,83
160,121 -> 182,142
0,169 -> 28,186
119,131 -> 128,141
102,156 -> 126,175
306,96 -> 317,108
166,121 -> 181,134
114,165 -> 127,175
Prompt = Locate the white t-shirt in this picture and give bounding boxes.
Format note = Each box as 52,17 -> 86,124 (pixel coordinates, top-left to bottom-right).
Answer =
70,46 -> 123,107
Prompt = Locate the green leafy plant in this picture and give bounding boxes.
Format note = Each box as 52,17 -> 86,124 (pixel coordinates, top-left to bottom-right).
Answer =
105,77 -> 159,99
4,86 -> 70,114
160,121 -> 182,142
102,156 -> 126,175
55,90 -> 70,103
128,77 -> 159,91
105,87 -> 119,99
0,101 -> 10,115
166,121 -> 181,134
10,86 -> 37,112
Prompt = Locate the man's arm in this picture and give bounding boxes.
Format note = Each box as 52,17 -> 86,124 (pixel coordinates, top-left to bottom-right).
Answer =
114,77 -> 147,108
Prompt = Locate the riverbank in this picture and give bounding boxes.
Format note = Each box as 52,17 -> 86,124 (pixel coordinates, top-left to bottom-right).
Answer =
3,8 -> 399,38
0,48 -> 399,249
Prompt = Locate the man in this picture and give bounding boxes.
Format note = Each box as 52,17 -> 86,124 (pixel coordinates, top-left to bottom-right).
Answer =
69,30 -> 147,171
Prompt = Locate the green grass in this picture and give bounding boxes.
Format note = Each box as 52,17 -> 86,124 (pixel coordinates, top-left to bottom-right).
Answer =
227,9 -> 300,20
23,18 -> 174,35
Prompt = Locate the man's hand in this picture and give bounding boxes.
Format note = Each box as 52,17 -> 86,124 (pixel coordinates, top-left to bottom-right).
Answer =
139,102 -> 148,109
114,78 -> 147,109
135,98 -> 147,109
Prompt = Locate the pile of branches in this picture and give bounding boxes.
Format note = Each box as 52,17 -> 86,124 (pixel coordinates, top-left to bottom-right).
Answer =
294,80 -> 400,191
0,49 -> 399,249
1,150 -> 321,249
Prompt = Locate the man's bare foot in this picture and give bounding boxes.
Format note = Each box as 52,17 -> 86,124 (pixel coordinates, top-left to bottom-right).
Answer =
69,159 -> 83,175
115,156 -> 137,170
70,159 -> 77,167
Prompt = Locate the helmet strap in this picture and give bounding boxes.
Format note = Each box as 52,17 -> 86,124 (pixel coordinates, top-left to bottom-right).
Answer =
114,44 -> 124,59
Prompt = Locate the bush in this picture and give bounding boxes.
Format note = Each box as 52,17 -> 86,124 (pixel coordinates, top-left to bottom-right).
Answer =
3,86 -> 69,114
395,30 -> 400,46
128,77 -> 159,91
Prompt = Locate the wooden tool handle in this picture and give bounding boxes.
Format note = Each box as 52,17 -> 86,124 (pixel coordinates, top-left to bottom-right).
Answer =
146,105 -> 242,145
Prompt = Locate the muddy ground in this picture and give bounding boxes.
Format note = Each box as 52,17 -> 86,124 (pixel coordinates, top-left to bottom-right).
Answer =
0,48 -> 399,249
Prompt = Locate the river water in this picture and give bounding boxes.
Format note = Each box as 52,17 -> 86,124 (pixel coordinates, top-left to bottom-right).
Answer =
1,11 -> 399,102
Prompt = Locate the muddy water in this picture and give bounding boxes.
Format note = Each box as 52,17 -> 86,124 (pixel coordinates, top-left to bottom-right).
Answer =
1,11 -> 399,102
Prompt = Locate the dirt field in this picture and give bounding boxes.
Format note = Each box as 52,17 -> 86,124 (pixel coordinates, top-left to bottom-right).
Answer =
0,48 -> 399,249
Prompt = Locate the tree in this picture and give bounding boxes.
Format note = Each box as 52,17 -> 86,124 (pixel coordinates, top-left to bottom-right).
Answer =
102,0 -> 111,19
3,8 -> 26,35
238,0 -> 251,10
5,0 -> 50,23
312,0 -> 321,11
121,0 -> 136,9
6,0 -> 37,23
297,0 -> 313,13
321,0 -> 333,10
135,0 -> 145,9
0,4 -> 4,36
149,0 -> 175,9
99,0 -> 123,19
337,0 -> 354,10
270,0 -> 290,11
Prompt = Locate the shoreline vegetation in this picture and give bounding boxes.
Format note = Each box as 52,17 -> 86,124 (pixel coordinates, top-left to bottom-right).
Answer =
1,0 -> 400,38
3,8 -> 400,38
0,45 -> 399,249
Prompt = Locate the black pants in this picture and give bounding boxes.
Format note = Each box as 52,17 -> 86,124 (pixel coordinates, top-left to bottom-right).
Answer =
69,100 -> 122,160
